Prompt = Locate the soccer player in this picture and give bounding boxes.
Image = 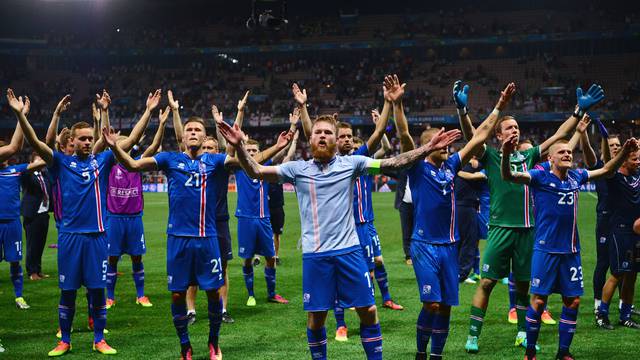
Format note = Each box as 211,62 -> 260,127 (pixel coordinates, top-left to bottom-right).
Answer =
103,111 -> 269,359
392,75 -> 516,360
455,81 -> 605,352
235,133 -> 294,307
217,107 -> 460,360
589,119 -> 622,315
596,140 -> 640,330
104,94 -> 167,310
0,96 -> 30,311
8,88 -> 118,356
501,133 -> 638,360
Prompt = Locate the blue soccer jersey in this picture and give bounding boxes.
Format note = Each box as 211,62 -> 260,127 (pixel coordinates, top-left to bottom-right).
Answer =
408,153 -> 462,244
528,168 -> 590,253
49,151 -> 115,233
0,163 -> 28,220
153,152 -> 227,237
352,145 -> 374,224
606,170 -> 640,226
235,160 -> 271,219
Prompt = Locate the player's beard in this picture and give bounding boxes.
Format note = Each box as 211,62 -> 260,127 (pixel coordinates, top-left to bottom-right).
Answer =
311,141 -> 336,163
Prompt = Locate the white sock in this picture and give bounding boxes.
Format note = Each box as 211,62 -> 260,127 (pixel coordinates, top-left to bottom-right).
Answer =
595,299 -> 601,309
187,309 -> 196,315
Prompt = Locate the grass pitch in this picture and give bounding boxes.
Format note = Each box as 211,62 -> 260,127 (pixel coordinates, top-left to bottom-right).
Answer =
0,192 -> 638,359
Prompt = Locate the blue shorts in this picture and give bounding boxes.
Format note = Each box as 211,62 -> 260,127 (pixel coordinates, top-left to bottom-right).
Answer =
356,222 -> 381,270
237,217 -> 275,259
166,235 -> 223,292
302,248 -> 375,311
609,224 -> 640,274
0,218 -> 22,262
58,232 -> 108,290
216,220 -> 233,261
106,215 -> 146,256
530,250 -> 584,297
411,241 -> 459,306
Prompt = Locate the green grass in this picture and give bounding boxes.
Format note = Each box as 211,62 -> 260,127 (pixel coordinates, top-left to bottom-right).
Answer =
0,192 -> 638,359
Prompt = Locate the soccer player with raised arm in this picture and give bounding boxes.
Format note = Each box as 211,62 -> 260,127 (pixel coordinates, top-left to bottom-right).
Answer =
454,81 -> 605,352
325,87 -> 403,342
391,75 -> 516,360
0,96 -> 31,311
103,112 -> 264,359
7,88 -> 120,356
104,91 -> 167,310
596,140 -> 640,330
501,133 -> 638,360
217,111 -> 460,360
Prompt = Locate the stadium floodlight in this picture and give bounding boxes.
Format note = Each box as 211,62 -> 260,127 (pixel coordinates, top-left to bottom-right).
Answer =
246,0 -> 288,31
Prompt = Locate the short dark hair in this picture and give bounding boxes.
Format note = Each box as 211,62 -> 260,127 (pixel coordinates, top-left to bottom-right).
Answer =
184,116 -> 206,128
70,122 -> 92,137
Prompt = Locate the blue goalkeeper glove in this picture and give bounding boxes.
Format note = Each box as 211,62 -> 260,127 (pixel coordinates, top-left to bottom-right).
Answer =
576,84 -> 605,116
453,80 -> 470,110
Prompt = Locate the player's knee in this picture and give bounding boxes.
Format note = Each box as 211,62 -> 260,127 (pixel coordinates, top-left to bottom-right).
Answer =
427,302 -> 440,313
532,297 -> 546,309
131,255 -> 142,263
108,256 -> 119,266
171,292 -> 186,304
479,278 -> 496,292
568,297 -> 580,309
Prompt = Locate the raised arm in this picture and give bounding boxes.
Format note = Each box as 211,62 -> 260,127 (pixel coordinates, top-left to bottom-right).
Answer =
577,115 -> 597,168
272,108 -> 300,164
0,96 -> 28,163
588,138 -> 638,180
292,83 -> 312,140
458,82 -> 516,165
168,90 -> 184,151
386,75 -> 415,153
539,84 -> 604,154
234,90 -> 250,129
366,98 -> 391,151
210,105 -> 227,152
379,128 -> 461,172
102,127 -> 158,172
141,106 -> 170,158
283,129 -> 300,163
45,95 -> 71,149
501,133 -> 531,184
118,89 -> 161,152
92,90 -> 112,154
7,89 -> 53,164
458,171 -> 487,181
216,120 -> 281,182
453,80 -> 475,141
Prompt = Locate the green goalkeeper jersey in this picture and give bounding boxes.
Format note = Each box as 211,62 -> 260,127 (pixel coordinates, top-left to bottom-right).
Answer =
481,145 -> 540,228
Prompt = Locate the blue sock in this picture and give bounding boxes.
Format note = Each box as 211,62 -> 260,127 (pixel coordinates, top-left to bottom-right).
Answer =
525,306 -> 542,351
360,323 -> 383,360
430,314 -> 450,357
508,273 -> 516,309
620,302 -> 632,322
334,305 -> 346,329
264,267 -> 276,298
106,263 -> 117,300
207,296 -> 223,347
374,264 -> 391,302
132,261 -> 145,298
416,308 -> 434,353
558,306 -> 577,352
9,263 -> 23,298
473,248 -> 480,275
307,327 -> 327,360
89,288 -> 107,343
242,265 -> 255,297
171,302 -> 190,344
598,301 -> 610,316
59,290 -> 77,344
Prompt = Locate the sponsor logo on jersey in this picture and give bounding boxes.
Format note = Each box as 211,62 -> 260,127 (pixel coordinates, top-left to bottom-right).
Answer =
70,162 -> 77,168
178,163 -> 185,170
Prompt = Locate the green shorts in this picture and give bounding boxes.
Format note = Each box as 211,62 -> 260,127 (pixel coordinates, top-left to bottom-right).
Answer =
480,226 -> 534,282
